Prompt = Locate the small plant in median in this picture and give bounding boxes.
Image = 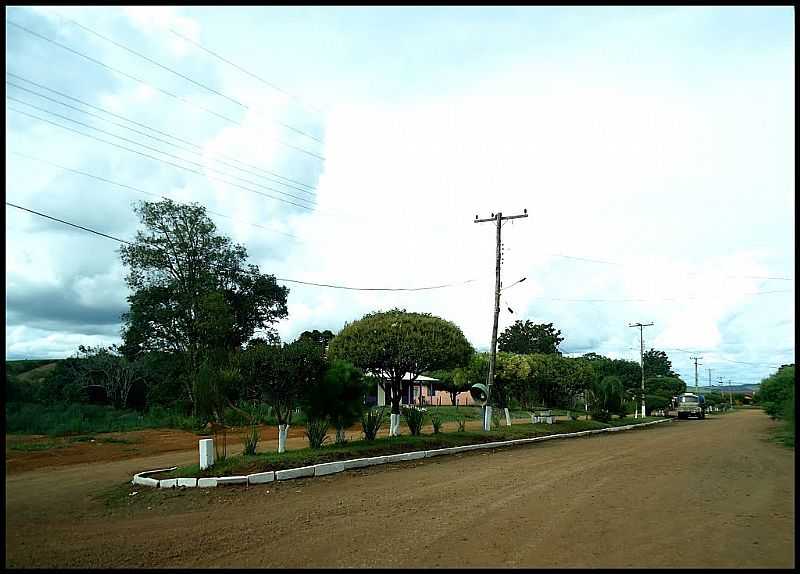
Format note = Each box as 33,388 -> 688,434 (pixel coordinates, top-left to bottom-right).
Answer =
430,411 -> 443,434
305,417 -> 330,449
242,423 -> 259,455
361,406 -> 386,440
456,415 -> 466,432
402,405 -> 426,436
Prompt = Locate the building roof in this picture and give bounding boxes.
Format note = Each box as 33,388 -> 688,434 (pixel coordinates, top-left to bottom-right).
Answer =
367,371 -> 439,382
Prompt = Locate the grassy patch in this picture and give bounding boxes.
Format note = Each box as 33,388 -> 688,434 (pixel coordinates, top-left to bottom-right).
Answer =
7,434 -> 137,452
5,402 -> 197,436
415,405 -> 581,423
8,441 -> 67,452
161,416 -> 663,479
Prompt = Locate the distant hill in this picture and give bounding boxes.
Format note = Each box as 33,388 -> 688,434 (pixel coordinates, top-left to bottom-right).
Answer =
6,360 -> 62,381
691,383 -> 761,394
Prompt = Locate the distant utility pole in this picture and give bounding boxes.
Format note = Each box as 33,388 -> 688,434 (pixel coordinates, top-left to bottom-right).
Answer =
690,356 -> 703,394
474,209 -> 528,431
628,322 -> 654,418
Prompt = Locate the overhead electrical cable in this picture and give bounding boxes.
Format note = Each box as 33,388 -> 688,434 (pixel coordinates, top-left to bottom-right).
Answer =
169,27 -> 324,116
9,151 -> 301,241
7,19 -> 325,161
8,97 -> 317,207
6,78 -> 317,197
550,253 -> 792,282
8,106 -> 316,212
7,72 -> 316,192
49,11 -> 324,145
6,202 -> 478,292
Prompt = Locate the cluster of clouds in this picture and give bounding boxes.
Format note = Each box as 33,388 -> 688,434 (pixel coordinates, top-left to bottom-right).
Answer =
6,6 -> 793,385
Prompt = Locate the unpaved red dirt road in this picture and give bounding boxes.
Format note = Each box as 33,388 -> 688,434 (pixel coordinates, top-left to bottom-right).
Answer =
5,409 -> 793,568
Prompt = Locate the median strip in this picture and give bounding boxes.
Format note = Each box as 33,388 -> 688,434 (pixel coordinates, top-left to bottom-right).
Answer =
132,418 -> 672,489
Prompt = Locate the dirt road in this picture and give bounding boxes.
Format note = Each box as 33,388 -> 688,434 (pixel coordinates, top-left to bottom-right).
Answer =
5,409 -> 793,568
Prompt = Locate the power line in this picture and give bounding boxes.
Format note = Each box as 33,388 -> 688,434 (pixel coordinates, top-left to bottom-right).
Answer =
533,290 -> 792,303
7,72 -> 317,192
8,97 -> 317,207
49,10 -> 324,145
8,106 -> 316,212
6,202 -> 478,292
9,151 -> 302,241
6,77 -> 317,197
169,27 -> 324,116
551,253 -> 792,282
7,18 -> 325,161
6,201 -> 133,245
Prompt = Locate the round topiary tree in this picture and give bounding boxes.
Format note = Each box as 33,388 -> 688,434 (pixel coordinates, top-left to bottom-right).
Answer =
328,308 -> 473,436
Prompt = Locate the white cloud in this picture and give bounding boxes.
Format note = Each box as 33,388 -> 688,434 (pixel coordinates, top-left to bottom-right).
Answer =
5,7 -> 793,386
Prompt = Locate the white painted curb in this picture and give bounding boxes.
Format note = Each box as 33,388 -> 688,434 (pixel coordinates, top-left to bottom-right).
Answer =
133,419 -> 672,488
247,471 -> 275,485
342,455 -> 387,469
314,461 -> 345,476
275,465 -> 315,481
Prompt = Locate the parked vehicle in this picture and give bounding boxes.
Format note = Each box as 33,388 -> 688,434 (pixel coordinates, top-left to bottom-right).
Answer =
672,392 -> 705,419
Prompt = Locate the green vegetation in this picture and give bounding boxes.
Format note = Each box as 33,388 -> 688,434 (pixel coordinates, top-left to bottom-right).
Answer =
328,308 -> 474,422
402,405 -> 427,436
755,364 -> 795,447
8,434 -> 136,452
5,402 -> 195,436
498,320 -> 564,355
161,417 -> 662,479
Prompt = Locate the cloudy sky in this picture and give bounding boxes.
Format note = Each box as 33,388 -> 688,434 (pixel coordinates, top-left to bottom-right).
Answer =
5,6 -> 794,386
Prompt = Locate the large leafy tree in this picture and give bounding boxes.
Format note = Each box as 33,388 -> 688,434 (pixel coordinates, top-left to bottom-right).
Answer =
240,338 -> 327,453
498,320 -> 564,355
328,308 -> 473,435
296,329 -> 336,357
119,200 -> 289,413
643,349 -> 678,379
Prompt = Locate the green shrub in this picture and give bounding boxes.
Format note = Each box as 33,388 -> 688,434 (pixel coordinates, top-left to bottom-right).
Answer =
242,424 -> 259,455
305,417 -> 330,449
591,409 -> 611,423
361,407 -> 386,441
430,411 -> 443,434
402,406 -> 427,436
491,409 -> 500,428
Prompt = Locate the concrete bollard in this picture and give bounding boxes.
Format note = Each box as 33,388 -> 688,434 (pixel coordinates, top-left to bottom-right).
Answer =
199,438 -> 214,470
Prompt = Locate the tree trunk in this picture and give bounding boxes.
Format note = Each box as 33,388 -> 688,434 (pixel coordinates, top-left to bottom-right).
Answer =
278,424 -> 289,453
450,391 -> 458,407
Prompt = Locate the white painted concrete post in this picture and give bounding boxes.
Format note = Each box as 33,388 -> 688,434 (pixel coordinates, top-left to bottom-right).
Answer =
388,413 -> 400,436
483,405 -> 492,431
504,407 -> 512,427
199,438 -> 214,470
278,424 -> 289,453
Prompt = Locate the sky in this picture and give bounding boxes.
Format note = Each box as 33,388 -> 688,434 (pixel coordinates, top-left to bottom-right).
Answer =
5,6 -> 795,387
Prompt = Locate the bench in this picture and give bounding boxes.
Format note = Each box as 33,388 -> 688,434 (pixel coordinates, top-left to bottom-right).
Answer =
531,410 -> 555,424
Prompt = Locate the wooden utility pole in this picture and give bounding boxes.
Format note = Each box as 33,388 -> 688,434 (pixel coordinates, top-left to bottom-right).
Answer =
474,209 -> 527,431
628,322 -> 654,418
